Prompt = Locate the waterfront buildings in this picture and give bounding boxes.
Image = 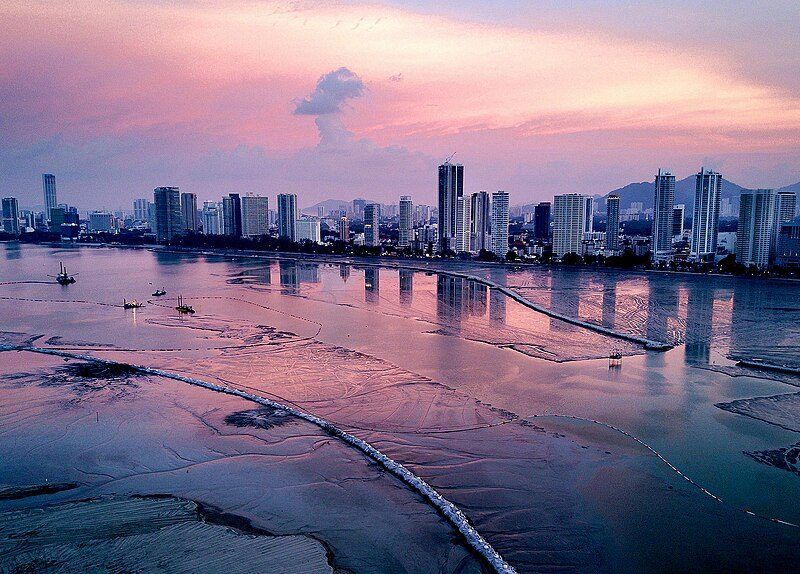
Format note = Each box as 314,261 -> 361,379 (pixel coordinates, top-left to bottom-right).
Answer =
737,189 -> 775,268
776,216 -> 800,268
338,216 -> 349,241
773,191 -> 797,257
241,194 -> 269,237
583,197 -> 594,234
180,192 -> 199,232
490,191 -> 510,257
222,193 -> 243,237
438,161 -> 464,252
470,191 -> 491,253
201,201 -> 221,235
605,194 -> 620,251
133,198 -> 149,222
690,168 -> 722,262
153,186 -> 182,242
2,197 -> 19,235
296,217 -> 321,243
652,169 -> 676,261
534,202 -> 551,241
42,174 -> 57,222
455,195 -> 471,252
673,204 -> 685,237
364,203 -> 380,247
399,196 -> 412,248
88,211 -> 114,232
277,193 -> 298,241
553,194 -> 589,259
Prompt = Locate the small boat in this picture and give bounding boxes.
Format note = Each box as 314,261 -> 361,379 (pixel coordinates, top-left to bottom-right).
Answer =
123,299 -> 143,309
175,295 -> 195,314
56,262 -> 76,285
608,350 -> 623,368
152,289 -> 167,297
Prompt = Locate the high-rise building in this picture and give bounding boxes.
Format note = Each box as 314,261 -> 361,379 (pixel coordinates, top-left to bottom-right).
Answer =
133,198 -> 149,222
42,174 -> 57,222
201,201 -> 221,235
296,217 -> 321,243
277,193 -> 298,241
490,191 -> 509,257
153,186 -> 182,242
690,167 -> 722,262
221,193 -> 242,237
737,189 -> 775,268
534,202 -> 551,240
605,194 -> 620,251
776,216 -> 800,268
437,161 -> 464,252
553,194 -> 588,259
352,198 -> 367,220
364,203 -> 380,247
338,216 -> 349,242
88,211 -> 114,232
672,204 -> 686,237
455,195 -> 471,252
2,197 -> 20,235
652,169 -> 676,261
241,194 -> 269,237
470,191 -> 491,252
398,196 -> 413,248
49,207 -> 66,233
772,191 -> 797,257
584,197 -> 594,234
180,193 -> 199,232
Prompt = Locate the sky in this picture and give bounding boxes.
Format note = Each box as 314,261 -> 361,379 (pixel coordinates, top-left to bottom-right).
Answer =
2,0 -> 799,210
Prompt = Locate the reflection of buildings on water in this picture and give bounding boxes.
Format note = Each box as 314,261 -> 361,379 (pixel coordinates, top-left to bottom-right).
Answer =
251,265 -> 271,285
685,283 -> 714,364
339,264 -> 350,282
646,278 -> 679,344
489,288 -> 506,325
279,260 -> 299,294
730,282 -> 767,360
437,275 -> 464,325
549,269 -> 579,332
466,281 -> 487,317
600,276 -> 617,329
365,268 -> 380,304
297,263 -> 319,284
399,269 -> 413,305
3,244 -> 21,260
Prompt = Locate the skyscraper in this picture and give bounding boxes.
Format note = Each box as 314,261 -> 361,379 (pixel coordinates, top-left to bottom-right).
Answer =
133,198 -> 149,221
277,193 -> 298,241
553,194 -> 588,259
605,194 -> 620,251
672,204 -> 686,237
153,186 -> 182,242
2,197 -> 20,235
490,191 -> 509,257
534,202 -> 551,240
352,198 -> 367,220
221,193 -> 243,237
201,201 -> 221,234
399,196 -> 413,248
652,169 -> 676,261
180,192 -> 199,232
42,174 -> 57,222
737,189 -> 775,268
296,217 -> 321,243
455,195 -> 471,252
338,216 -> 349,242
470,191 -> 491,252
690,167 -> 722,262
364,203 -> 380,247
437,161 -> 463,252
583,197 -> 594,234
772,191 -> 797,257
241,194 -> 269,237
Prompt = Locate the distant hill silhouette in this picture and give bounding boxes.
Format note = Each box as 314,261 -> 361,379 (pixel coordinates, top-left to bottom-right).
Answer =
603,175 -> 746,213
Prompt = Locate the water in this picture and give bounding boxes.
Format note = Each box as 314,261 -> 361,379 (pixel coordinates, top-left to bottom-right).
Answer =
2,243 -> 799,572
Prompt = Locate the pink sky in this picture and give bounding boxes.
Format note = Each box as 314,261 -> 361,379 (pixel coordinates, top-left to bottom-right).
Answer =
2,0 -> 799,209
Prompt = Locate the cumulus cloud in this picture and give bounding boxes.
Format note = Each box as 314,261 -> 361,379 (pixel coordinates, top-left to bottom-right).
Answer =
293,67 -> 365,116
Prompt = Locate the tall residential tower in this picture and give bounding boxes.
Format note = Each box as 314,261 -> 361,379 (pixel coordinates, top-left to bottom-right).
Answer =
652,169 -> 676,261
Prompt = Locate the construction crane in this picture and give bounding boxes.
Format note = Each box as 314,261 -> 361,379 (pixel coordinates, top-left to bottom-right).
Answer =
444,152 -> 457,164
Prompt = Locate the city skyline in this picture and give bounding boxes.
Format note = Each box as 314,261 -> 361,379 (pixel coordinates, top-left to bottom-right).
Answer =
2,2 -> 800,209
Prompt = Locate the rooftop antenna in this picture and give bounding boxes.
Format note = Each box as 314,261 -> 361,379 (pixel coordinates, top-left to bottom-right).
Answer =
444,152 -> 457,164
